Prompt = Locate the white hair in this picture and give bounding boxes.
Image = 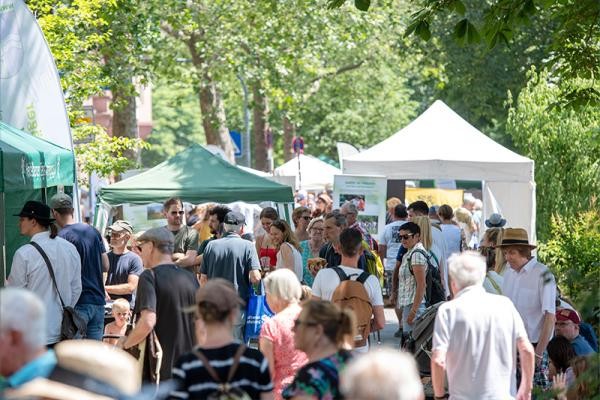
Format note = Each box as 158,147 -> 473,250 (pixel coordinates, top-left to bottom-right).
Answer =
448,251 -> 486,291
223,223 -> 243,234
340,349 -> 424,400
0,288 -> 46,349
263,268 -> 302,303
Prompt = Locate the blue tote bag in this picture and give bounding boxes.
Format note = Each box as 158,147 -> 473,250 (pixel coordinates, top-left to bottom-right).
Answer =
244,282 -> 274,343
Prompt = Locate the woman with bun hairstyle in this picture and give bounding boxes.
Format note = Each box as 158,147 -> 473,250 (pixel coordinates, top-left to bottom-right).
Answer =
170,279 -> 274,399
282,299 -> 355,400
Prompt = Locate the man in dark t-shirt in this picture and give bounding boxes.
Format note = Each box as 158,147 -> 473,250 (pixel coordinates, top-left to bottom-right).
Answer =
50,193 -> 108,341
119,227 -> 198,381
105,220 -> 143,308
163,197 -> 199,274
196,204 -> 231,264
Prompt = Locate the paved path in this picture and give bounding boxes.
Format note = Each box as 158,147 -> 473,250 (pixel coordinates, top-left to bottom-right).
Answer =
370,307 -> 401,349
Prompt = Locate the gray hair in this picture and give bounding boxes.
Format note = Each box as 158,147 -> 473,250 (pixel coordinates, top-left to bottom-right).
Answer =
263,268 -> 302,303
448,251 -> 486,291
324,211 -> 347,228
340,349 -> 424,400
223,223 -> 243,234
341,202 -> 358,215
0,288 -> 46,349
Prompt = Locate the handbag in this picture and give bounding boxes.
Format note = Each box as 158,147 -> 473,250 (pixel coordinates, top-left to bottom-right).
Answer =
124,269 -> 163,383
30,241 -> 87,340
243,282 -> 274,343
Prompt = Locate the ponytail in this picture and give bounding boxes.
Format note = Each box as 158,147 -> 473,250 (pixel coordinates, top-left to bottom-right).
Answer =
49,223 -> 58,239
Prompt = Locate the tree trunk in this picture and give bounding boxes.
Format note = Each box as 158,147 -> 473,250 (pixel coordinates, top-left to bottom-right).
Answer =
111,84 -> 138,179
282,115 -> 295,162
252,82 -> 270,171
198,80 -> 234,162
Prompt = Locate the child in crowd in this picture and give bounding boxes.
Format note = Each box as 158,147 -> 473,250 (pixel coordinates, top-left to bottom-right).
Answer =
103,298 -> 130,345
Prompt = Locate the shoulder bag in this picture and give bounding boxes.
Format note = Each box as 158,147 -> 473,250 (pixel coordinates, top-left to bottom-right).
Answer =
30,241 -> 86,341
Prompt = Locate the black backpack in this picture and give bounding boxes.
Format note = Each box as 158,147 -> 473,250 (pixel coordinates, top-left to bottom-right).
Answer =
407,248 -> 446,307
403,302 -> 444,376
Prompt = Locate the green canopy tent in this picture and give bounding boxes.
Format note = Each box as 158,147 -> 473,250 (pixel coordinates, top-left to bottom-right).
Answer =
0,121 -> 76,283
96,145 -> 294,229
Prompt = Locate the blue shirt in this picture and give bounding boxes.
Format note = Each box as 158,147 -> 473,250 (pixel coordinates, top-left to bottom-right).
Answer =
59,223 -> 106,305
2,350 -> 57,389
571,334 -> 595,356
106,251 -> 144,307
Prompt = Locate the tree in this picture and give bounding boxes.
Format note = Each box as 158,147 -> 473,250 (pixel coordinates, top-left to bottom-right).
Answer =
506,68 -> 600,240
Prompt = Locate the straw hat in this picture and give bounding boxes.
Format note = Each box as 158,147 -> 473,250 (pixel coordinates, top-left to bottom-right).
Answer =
496,228 -> 536,249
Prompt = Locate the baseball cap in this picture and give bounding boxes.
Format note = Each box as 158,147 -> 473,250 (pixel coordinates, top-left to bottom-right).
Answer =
224,211 -> 245,225
49,192 -> 73,209
108,220 -> 133,234
196,279 -> 245,313
13,201 -> 54,221
136,227 -> 174,246
556,308 -> 581,325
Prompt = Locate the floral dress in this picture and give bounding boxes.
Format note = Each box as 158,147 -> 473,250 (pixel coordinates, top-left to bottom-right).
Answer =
282,350 -> 352,400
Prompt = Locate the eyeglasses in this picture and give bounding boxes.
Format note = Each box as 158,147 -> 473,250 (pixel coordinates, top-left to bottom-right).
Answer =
302,216 -> 312,221
398,234 -> 414,240
170,211 -> 185,216
294,319 -> 318,329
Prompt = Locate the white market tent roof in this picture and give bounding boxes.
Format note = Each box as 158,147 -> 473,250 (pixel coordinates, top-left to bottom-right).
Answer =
343,100 -> 536,240
274,154 -> 341,191
343,100 -> 533,182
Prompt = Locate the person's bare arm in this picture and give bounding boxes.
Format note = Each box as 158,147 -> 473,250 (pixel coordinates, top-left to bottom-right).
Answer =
175,249 -> 198,267
408,264 -> 426,324
431,348 -> 447,399
101,253 -> 109,273
259,337 -> 275,380
279,244 -> 295,272
105,274 -> 139,295
378,244 -> 388,260
260,392 -> 275,400
390,260 -> 401,304
535,311 -> 555,366
372,305 -> 385,331
119,310 -> 156,349
516,337 -> 534,400
200,274 -> 208,286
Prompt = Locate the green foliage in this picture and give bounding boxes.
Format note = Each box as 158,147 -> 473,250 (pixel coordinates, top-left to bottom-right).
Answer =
73,125 -> 149,186
506,68 -> 600,239
538,209 -> 600,307
141,82 -> 205,167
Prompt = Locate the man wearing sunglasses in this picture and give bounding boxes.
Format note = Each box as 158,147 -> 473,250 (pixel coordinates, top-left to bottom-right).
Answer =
162,197 -> 199,274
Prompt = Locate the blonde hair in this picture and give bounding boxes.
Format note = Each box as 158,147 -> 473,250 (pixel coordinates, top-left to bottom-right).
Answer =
301,300 -> 356,348
386,197 -> 402,209
112,298 -> 130,313
264,268 -> 302,303
413,216 -> 432,250
454,207 -> 473,225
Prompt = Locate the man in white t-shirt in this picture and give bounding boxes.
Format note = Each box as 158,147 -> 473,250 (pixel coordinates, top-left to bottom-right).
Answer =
312,228 -> 385,353
431,251 -> 534,400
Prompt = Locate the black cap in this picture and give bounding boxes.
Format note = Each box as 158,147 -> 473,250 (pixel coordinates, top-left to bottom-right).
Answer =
13,201 -> 54,221
223,211 -> 245,225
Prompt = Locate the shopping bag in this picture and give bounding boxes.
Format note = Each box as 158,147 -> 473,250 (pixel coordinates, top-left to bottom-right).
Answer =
244,282 -> 274,343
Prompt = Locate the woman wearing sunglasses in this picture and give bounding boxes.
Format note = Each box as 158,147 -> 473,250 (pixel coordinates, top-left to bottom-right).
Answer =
282,300 -> 355,400
292,207 -> 312,242
394,221 -> 428,342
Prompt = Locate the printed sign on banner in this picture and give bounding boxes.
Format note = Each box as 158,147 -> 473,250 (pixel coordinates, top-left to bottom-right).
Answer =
333,175 -> 387,241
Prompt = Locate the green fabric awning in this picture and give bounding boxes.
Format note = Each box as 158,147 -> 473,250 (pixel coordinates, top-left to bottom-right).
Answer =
99,144 -> 293,205
0,121 -> 75,192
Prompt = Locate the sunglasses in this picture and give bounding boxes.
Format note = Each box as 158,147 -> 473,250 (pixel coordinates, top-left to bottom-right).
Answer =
398,234 -> 415,240
302,216 -> 312,221
294,319 -> 318,329
170,211 -> 185,215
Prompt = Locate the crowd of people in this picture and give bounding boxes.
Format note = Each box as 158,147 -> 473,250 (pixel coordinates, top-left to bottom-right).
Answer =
0,192 -> 597,400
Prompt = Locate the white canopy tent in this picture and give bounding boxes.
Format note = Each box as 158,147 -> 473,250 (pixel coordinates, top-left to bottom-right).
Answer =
274,154 -> 341,192
343,100 -> 536,241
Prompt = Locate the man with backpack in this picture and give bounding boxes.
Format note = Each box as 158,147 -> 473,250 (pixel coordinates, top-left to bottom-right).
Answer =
312,228 -> 385,353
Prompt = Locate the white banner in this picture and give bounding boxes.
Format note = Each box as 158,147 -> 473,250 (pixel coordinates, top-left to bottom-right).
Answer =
0,0 -> 73,150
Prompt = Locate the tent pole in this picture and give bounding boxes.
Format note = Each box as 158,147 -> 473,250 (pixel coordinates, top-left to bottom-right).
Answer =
0,192 -> 5,286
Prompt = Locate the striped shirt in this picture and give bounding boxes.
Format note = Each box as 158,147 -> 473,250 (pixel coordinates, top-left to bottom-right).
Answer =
169,343 -> 273,399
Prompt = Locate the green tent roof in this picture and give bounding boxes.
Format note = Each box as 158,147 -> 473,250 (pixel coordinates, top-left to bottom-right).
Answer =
0,121 -> 75,192
99,145 -> 293,205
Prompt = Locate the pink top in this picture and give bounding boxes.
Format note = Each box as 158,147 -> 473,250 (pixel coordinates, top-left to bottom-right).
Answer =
260,303 -> 308,399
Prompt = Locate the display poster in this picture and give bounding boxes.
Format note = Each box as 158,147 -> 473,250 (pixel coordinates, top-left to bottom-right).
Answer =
122,203 -> 167,233
333,175 -> 387,241
405,187 -> 464,210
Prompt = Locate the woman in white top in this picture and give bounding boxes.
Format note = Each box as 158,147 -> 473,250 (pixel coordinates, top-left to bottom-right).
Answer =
480,227 -> 504,294
270,220 -> 303,281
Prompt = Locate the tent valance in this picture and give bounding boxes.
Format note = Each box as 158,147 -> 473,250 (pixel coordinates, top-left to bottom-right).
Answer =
98,144 -> 293,205
0,121 -> 75,192
274,154 -> 341,191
